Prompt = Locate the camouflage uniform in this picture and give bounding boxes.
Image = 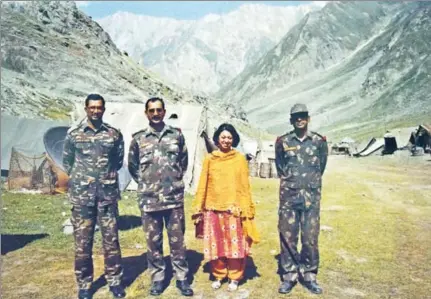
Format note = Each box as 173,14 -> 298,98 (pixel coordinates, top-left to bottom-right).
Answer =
63,121 -> 124,290
128,124 -> 189,282
275,129 -> 328,282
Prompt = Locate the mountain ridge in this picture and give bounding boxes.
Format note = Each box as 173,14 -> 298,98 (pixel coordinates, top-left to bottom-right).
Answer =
97,2 -> 326,94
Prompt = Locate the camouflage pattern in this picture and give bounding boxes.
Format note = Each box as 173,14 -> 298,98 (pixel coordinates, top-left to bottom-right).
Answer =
63,121 -> 124,207
71,204 -> 123,289
63,120 -> 124,290
275,130 -> 328,208
128,124 -> 188,212
275,130 -> 328,281
278,201 -> 320,281
141,207 -> 189,282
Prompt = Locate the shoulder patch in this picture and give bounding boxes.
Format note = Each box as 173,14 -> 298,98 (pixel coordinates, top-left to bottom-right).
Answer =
170,126 -> 182,134
132,129 -> 146,138
103,122 -> 121,133
67,125 -> 79,134
276,132 -> 290,143
310,131 -> 327,141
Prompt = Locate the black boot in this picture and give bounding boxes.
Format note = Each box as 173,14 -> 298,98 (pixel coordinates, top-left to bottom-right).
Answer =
78,289 -> 92,299
109,285 -> 126,298
278,280 -> 297,294
302,280 -> 323,294
176,280 -> 194,296
150,281 -> 164,296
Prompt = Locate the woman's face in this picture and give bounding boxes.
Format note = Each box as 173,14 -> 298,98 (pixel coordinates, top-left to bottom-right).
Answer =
218,130 -> 233,152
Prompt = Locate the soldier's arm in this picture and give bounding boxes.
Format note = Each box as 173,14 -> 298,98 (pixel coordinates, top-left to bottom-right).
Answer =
320,138 -> 329,175
275,137 -> 285,177
179,132 -> 188,174
62,133 -> 75,176
128,138 -> 140,183
114,131 -> 125,171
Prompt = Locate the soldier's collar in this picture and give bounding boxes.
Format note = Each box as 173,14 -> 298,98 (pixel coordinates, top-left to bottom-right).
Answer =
145,123 -> 173,137
290,130 -> 313,141
81,120 -> 109,132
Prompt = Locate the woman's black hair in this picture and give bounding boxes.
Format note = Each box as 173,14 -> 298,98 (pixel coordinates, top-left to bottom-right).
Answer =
213,123 -> 240,148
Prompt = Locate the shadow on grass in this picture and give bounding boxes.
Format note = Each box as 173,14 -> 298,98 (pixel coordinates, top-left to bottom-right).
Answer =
202,255 -> 261,285
117,215 -> 142,231
1,233 -> 49,255
91,249 -> 204,294
91,252 -> 149,294
162,249 -> 204,290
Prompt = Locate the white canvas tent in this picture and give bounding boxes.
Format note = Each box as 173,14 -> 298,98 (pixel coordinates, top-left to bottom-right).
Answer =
242,140 -> 259,158
71,102 -> 208,194
1,114 -> 68,176
257,140 -> 276,163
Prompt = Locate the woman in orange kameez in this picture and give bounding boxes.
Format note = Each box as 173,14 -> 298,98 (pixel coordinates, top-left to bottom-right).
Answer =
192,123 -> 259,291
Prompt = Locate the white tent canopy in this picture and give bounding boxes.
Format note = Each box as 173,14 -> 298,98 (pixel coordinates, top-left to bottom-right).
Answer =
257,140 -> 276,163
1,114 -> 68,174
71,102 -> 208,194
242,140 -> 259,157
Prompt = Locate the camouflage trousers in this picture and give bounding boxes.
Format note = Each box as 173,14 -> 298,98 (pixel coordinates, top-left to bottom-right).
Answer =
141,207 -> 189,282
71,204 -> 123,290
278,190 -> 321,282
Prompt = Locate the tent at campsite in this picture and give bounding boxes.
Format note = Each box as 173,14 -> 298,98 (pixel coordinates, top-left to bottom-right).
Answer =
254,140 -> 277,178
409,124 -> 431,154
70,102 -> 209,194
382,127 -> 417,155
354,126 -> 417,157
1,114 -> 69,193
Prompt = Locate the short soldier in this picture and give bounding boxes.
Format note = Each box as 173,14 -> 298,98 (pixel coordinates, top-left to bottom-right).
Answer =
128,97 -> 193,297
63,94 -> 126,299
275,103 -> 328,295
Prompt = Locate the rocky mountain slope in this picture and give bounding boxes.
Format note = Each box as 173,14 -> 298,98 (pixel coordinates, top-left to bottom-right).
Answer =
217,1 -> 431,139
1,0 -> 276,145
1,1 -> 200,119
1,1 -> 253,131
97,2 -> 326,95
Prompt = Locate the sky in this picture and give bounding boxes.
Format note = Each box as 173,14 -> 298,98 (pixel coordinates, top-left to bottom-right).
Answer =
75,1 -> 321,20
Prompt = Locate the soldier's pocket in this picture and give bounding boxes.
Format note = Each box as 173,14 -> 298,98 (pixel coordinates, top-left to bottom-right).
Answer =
101,141 -> 114,154
101,182 -> 120,201
139,151 -> 153,173
75,140 -> 92,154
309,182 -> 322,202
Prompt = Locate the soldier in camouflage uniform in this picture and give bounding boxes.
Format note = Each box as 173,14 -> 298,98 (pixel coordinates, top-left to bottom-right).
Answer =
275,103 -> 328,295
63,94 -> 126,299
128,97 -> 194,297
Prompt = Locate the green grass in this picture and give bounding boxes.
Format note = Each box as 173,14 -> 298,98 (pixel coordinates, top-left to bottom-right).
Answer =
2,156 -> 431,298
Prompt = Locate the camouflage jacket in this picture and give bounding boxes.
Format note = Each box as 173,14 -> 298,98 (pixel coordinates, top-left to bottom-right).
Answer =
275,130 -> 328,201
62,121 -> 124,206
128,124 -> 188,212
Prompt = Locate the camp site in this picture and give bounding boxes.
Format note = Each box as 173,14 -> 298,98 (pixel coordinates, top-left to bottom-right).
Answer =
1,1 -> 431,299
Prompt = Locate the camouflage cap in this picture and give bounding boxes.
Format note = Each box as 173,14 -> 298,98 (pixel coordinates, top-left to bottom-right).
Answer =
290,103 -> 308,115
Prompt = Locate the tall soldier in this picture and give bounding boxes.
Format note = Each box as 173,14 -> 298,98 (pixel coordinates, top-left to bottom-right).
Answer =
128,97 -> 194,297
275,103 -> 328,295
63,94 -> 126,299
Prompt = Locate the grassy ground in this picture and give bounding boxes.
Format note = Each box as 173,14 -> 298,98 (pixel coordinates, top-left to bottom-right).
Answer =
2,155 -> 431,299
